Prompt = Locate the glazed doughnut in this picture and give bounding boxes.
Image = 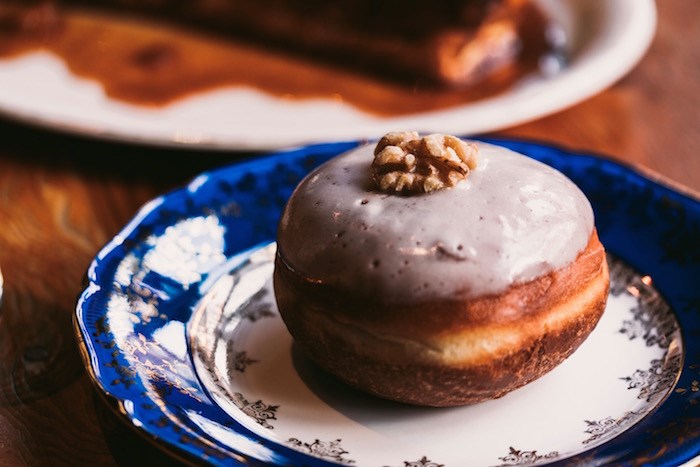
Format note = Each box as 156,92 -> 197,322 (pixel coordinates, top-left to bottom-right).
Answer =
274,134 -> 609,407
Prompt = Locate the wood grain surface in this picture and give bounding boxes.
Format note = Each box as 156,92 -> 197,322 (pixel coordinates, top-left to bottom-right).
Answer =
0,0 -> 696,465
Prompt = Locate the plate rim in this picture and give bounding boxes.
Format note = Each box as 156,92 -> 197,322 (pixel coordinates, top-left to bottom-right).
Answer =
74,137 -> 700,466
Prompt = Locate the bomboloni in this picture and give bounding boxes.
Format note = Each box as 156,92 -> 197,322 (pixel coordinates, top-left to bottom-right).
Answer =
273,132 -> 609,407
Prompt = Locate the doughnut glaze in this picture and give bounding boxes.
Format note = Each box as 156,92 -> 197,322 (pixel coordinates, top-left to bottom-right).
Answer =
278,142 -> 594,302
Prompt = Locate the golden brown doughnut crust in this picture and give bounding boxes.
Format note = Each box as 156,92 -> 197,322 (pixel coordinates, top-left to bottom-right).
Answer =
273,230 -> 609,406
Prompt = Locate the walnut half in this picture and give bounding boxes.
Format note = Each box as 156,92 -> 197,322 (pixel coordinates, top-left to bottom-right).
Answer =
371,132 -> 478,194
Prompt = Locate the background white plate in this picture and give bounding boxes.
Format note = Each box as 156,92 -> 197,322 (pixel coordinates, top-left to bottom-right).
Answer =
0,0 -> 656,150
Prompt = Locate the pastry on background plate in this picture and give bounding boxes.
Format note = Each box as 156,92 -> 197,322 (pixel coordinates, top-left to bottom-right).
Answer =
274,132 -> 609,407
11,0 -> 540,88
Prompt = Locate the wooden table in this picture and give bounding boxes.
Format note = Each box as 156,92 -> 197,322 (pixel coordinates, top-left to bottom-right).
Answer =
0,0 -> 696,464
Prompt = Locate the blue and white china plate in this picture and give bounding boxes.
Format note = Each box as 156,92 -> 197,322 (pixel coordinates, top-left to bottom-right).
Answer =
75,139 -> 700,466
0,0 -> 655,150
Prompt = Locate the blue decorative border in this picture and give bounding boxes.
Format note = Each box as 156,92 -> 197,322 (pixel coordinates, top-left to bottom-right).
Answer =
75,138 -> 700,466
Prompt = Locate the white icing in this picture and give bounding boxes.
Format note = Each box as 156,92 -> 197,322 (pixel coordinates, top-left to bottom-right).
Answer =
277,142 -> 594,302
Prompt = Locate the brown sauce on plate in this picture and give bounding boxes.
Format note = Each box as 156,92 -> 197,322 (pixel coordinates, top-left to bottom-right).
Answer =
0,3 -> 553,116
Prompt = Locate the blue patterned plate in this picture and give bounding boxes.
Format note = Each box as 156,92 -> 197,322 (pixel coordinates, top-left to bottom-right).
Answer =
75,139 -> 700,466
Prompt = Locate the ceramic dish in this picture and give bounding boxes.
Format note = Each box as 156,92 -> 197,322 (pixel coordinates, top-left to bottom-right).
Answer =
75,138 -> 700,466
1,0 -> 655,150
